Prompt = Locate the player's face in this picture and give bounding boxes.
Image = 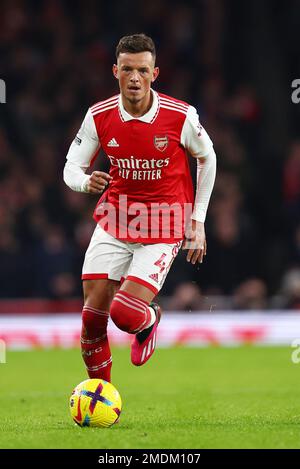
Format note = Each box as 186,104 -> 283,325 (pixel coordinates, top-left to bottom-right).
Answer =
113,52 -> 159,104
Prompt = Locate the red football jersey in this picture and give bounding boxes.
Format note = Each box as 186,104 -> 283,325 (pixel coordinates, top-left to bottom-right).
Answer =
87,91 -> 212,243
65,89 -> 214,243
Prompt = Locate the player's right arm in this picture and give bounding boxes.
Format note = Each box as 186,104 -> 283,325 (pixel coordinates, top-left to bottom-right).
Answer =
63,109 -> 112,194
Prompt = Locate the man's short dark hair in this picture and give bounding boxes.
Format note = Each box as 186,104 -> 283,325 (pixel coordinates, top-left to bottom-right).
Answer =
116,34 -> 156,61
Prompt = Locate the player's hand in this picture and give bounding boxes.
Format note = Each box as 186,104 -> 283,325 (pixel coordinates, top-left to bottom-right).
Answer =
86,171 -> 112,194
182,219 -> 207,264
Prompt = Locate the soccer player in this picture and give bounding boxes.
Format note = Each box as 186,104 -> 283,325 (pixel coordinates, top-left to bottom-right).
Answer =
63,34 -> 216,382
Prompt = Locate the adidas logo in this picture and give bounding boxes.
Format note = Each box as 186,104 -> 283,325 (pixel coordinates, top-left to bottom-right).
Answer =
149,273 -> 159,283
107,137 -> 119,147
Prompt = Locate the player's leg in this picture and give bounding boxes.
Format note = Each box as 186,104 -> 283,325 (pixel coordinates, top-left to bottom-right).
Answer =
110,279 -> 160,366
109,279 -> 156,333
109,241 -> 182,366
81,278 -> 119,382
80,224 -> 132,382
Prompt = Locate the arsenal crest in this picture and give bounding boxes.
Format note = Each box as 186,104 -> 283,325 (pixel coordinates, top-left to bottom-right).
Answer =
154,135 -> 169,152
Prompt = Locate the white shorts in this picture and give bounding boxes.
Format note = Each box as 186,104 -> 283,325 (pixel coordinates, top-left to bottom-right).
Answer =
82,225 -> 182,294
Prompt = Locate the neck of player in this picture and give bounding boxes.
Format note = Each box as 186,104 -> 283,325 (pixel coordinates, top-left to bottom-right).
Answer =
122,90 -> 153,118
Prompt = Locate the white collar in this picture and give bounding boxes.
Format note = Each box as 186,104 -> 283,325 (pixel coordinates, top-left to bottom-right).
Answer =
118,89 -> 159,123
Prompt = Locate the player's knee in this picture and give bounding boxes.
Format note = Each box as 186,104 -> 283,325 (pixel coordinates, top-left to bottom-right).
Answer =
82,305 -> 108,334
83,279 -> 119,310
82,308 -> 95,333
110,298 -> 128,332
110,296 -> 136,333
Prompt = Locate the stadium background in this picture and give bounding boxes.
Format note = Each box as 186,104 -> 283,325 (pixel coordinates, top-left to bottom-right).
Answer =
2,0 -> 300,451
0,0 -> 300,349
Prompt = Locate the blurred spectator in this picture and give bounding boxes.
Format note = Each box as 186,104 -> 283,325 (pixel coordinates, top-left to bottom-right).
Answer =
280,268 -> 300,310
283,141 -> 300,229
199,173 -> 259,294
283,142 -> 300,205
167,282 -> 203,312
0,226 -> 33,297
33,225 -> 79,298
232,278 -> 268,311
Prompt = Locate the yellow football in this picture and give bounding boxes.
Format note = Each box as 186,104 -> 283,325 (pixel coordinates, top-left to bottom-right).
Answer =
69,378 -> 122,427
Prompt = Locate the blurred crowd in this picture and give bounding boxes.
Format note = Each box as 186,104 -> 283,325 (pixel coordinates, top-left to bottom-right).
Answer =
0,0 -> 300,310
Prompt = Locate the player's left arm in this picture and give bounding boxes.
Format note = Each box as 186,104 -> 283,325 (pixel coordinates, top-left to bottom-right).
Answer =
180,106 -> 217,264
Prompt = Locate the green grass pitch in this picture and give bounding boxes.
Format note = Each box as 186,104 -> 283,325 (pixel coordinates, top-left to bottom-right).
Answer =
0,346 -> 299,449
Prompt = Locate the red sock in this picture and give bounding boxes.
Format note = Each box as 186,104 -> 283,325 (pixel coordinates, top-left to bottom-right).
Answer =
81,306 -> 112,382
110,290 -> 152,334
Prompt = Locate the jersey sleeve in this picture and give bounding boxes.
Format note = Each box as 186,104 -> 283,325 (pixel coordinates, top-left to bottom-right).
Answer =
63,109 -> 100,192
191,148 -> 217,222
180,106 -> 216,223
180,105 -> 213,157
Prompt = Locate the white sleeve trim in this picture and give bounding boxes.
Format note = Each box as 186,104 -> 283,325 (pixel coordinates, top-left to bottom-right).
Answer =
191,148 -> 217,223
181,105 -> 213,158
63,108 -> 100,192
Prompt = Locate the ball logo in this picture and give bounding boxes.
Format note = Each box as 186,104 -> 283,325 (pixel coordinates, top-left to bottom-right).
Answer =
154,135 -> 168,152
